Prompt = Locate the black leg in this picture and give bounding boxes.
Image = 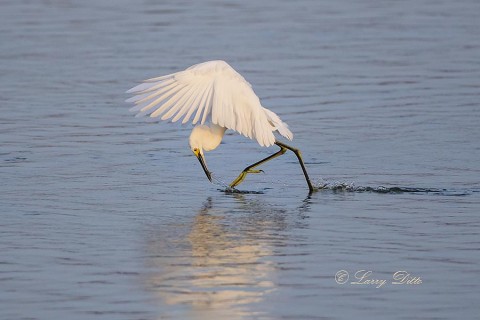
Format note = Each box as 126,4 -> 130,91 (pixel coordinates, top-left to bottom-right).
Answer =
229,145 -> 287,188
275,141 -> 314,193
229,141 -> 315,193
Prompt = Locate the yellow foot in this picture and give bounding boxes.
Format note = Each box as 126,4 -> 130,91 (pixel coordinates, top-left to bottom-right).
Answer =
229,169 -> 264,188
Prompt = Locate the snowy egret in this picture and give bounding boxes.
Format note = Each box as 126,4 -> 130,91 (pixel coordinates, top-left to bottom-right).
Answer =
126,60 -> 314,192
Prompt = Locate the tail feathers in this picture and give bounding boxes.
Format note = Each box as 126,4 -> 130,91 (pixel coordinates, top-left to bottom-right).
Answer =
263,108 -> 293,141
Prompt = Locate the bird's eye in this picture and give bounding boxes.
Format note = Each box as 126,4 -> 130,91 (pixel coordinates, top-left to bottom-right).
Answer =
193,148 -> 198,152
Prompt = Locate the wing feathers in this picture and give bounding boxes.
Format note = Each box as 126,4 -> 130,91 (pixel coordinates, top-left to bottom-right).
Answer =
163,81 -> 201,121
139,83 -> 186,114
144,72 -> 176,83
126,78 -> 175,94
182,81 -> 209,124
156,83 -> 196,119
126,60 -> 292,147
148,84 -> 190,117
192,82 -> 212,124
130,81 -> 178,105
171,82 -> 205,123
200,85 -> 213,125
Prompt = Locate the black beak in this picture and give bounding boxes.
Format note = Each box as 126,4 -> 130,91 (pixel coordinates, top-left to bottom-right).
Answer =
195,152 -> 212,182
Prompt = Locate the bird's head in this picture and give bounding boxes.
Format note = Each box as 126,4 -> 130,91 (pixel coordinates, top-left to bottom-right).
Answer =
189,141 -> 212,183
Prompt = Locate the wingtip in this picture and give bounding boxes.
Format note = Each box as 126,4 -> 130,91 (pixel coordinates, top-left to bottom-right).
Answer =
125,96 -> 137,103
125,87 -> 137,94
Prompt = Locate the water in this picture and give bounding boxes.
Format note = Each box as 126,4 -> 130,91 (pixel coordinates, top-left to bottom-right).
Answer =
1,0 -> 479,319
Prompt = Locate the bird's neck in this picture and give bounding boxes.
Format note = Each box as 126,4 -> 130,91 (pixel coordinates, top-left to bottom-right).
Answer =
206,123 -> 226,151
209,123 -> 227,138
193,123 -> 226,152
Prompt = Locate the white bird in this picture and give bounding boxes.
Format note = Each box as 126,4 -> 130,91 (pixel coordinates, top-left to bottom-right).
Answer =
126,60 -> 314,192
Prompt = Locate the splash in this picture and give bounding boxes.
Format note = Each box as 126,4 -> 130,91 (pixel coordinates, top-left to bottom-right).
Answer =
222,188 -> 265,194
210,174 -> 476,196
314,181 -> 474,196
210,173 -> 266,194
210,173 -> 230,189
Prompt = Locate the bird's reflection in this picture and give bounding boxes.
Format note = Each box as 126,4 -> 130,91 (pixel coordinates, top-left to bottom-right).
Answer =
145,195 -> 309,319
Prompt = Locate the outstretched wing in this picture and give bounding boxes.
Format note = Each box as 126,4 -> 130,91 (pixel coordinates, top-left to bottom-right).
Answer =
126,60 -> 292,147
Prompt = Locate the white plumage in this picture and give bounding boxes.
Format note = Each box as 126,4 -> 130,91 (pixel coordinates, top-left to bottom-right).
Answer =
126,60 -> 292,147
126,60 -> 314,192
